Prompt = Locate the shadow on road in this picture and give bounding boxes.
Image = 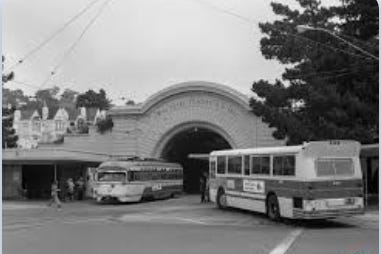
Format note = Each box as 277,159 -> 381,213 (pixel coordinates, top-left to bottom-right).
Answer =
217,206 -> 356,229
283,218 -> 355,229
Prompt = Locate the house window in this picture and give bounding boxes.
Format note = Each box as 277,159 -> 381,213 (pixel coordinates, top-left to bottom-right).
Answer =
32,118 -> 41,132
55,120 -> 64,131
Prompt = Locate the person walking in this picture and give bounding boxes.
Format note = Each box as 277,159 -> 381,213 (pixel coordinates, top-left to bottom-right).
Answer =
66,178 -> 75,201
47,181 -> 62,209
200,172 -> 207,203
204,172 -> 210,202
75,177 -> 85,200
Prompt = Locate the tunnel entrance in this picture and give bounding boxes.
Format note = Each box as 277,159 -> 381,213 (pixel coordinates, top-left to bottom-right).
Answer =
161,127 -> 231,193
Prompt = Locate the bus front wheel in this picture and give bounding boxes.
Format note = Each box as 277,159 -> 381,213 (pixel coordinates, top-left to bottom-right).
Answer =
216,188 -> 227,209
267,194 -> 281,221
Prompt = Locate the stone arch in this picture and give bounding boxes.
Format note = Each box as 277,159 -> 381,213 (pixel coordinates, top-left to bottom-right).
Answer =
108,81 -> 283,158
152,121 -> 237,158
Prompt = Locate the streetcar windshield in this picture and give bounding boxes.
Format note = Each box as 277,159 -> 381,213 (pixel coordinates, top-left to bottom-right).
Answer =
97,171 -> 127,182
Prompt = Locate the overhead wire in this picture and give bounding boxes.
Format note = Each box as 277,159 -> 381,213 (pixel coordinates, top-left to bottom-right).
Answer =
10,80 -> 41,89
38,0 -> 112,90
6,0 -> 104,72
191,0 -> 377,62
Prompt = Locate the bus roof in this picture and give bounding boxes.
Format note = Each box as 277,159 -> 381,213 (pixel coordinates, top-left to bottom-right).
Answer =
99,160 -> 182,169
210,145 -> 302,156
210,140 -> 360,157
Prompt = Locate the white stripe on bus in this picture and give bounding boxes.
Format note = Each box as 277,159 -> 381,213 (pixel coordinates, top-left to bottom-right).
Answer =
225,190 -> 266,200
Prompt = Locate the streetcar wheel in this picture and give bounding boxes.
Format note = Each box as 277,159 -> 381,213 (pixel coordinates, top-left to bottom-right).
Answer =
267,194 -> 281,221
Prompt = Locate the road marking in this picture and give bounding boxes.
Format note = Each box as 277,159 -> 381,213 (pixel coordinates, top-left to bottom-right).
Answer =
268,229 -> 303,254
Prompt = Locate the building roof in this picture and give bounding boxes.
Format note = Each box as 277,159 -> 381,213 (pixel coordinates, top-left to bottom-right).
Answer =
2,148 -> 109,164
66,107 -> 81,121
37,106 -> 59,120
20,109 -> 38,120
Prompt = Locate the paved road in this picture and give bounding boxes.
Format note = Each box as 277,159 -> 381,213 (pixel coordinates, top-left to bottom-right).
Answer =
3,196 -> 379,254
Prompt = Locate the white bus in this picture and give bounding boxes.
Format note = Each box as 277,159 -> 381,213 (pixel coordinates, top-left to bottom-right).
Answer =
93,159 -> 183,203
209,140 -> 364,220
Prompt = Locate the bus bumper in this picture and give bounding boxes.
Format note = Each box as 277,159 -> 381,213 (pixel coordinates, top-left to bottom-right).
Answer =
95,194 -> 142,203
292,207 -> 365,219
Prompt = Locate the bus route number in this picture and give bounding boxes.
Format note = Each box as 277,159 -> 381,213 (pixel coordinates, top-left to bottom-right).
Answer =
152,184 -> 162,191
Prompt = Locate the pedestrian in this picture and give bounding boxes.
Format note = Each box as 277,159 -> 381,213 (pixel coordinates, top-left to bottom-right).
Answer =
75,177 -> 85,200
47,181 -> 62,209
66,178 -> 75,201
200,172 -> 207,203
204,172 -> 210,202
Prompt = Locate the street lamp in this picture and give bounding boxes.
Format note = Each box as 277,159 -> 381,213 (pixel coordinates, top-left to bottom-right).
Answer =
296,25 -> 379,61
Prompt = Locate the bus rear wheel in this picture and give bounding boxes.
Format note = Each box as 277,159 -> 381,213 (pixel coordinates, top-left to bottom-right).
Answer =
216,188 -> 227,209
267,194 -> 281,221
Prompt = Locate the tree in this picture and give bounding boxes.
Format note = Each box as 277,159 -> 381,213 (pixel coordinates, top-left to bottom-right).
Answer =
2,56 -> 18,148
2,88 -> 30,108
59,88 -> 79,109
2,56 -> 14,84
76,89 -> 112,110
250,0 -> 378,145
96,115 -> 114,134
125,99 -> 135,106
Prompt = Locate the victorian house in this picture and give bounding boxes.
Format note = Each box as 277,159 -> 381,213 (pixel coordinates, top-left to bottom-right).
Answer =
13,102 -> 106,149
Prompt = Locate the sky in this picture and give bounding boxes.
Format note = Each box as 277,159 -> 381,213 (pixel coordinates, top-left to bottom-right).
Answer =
3,0 -> 300,105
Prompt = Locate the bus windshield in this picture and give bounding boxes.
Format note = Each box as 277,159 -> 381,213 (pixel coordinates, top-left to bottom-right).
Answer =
315,158 -> 354,176
97,171 -> 127,182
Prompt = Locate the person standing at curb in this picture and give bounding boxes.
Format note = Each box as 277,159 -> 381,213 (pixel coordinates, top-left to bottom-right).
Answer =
200,171 -> 207,203
204,172 -> 210,202
47,181 -> 62,210
66,178 -> 75,201
75,177 -> 85,200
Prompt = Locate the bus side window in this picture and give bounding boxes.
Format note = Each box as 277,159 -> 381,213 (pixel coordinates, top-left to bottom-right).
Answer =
262,157 -> 270,174
283,156 -> 295,175
251,156 -> 270,175
228,156 -> 242,175
273,156 -> 295,176
217,156 -> 226,174
273,157 -> 283,175
128,171 -> 134,181
210,160 -> 216,178
244,156 -> 250,175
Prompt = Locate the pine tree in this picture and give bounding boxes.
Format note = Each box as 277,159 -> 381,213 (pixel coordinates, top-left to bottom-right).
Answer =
2,56 -> 18,148
251,0 -> 378,145
2,106 -> 18,148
